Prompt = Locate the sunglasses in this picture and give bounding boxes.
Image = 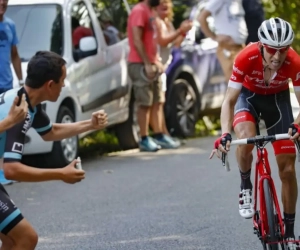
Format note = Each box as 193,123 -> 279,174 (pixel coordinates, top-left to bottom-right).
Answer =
263,44 -> 290,55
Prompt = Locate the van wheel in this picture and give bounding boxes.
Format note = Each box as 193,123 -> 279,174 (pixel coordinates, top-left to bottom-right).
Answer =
114,95 -> 139,149
167,78 -> 199,137
50,106 -> 78,167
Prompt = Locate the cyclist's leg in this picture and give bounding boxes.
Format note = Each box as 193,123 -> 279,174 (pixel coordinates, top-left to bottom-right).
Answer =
0,184 -> 37,250
6,219 -> 38,250
263,89 -> 297,241
233,88 -> 259,219
0,233 -> 13,250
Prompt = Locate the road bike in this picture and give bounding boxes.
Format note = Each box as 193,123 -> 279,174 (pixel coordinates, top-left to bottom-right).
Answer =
221,133 -> 300,249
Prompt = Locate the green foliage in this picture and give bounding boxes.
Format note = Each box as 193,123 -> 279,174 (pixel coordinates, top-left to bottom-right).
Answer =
194,116 -> 220,137
95,0 -> 134,35
79,130 -> 121,158
95,0 -> 191,32
172,4 -> 189,29
262,0 -> 300,53
80,130 -> 119,147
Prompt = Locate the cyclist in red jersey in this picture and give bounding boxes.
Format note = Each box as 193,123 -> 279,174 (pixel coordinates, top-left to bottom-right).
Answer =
210,17 -> 300,249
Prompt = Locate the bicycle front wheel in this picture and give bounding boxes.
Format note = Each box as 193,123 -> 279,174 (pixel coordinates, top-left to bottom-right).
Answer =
263,179 -> 280,250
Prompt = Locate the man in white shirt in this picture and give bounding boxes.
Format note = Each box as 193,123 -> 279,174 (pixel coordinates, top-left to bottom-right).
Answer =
199,0 -> 248,82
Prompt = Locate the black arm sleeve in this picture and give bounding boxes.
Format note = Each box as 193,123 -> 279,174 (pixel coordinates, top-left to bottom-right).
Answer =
3,122 -> 26,163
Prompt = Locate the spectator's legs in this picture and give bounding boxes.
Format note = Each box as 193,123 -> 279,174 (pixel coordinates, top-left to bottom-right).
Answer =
216,45 -> 233,83
161,101 -> 170,135
128,63 -> 161,152
150,102 -> 163,134
159,75 -> 183,144
150,77 -> 180,149
128,63 -> 180,150
216,45 -> 244,83
137,105 -> 151,137
159,103 -> 183,145
159,74 -> 170,135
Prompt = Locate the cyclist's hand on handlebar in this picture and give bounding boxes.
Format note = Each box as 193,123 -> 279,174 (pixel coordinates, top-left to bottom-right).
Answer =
215,133 -> 232,152
209,133 -> 232,159
288,123 -> 300,141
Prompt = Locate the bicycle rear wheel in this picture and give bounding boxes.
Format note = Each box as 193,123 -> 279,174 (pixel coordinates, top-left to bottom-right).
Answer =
263,179 -> 280,250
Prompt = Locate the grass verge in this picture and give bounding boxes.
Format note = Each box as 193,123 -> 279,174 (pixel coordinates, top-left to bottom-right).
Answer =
79,130 -> 122,159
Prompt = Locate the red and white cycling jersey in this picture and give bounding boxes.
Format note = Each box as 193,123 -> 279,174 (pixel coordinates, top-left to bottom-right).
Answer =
229,42 -> 300,95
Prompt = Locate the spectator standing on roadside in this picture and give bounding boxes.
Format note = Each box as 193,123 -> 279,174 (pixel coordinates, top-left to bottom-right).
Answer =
242,0 -> 265,45
155,0 -> 192,140
127,0 -> 180,152
102,18 -> 122,41
199,0 -> 248,83
71,17 -> 93,49
0,0 -> 23,185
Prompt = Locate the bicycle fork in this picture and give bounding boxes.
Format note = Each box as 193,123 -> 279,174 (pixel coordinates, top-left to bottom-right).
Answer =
253,148 -> 285,241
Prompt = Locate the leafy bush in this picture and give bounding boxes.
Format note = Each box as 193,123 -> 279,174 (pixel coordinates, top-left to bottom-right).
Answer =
263,0 -> 300,53
79,130 -> 121,157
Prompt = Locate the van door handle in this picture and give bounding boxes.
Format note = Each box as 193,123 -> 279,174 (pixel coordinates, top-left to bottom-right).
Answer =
103,50 -> 112,64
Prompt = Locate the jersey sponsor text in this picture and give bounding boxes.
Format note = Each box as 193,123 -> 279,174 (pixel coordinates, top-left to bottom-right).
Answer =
230,42 -> 300,95
21,113 -> 32,134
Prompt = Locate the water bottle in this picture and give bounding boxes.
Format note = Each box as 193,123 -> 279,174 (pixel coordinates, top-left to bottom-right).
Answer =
75,157 -> 82,170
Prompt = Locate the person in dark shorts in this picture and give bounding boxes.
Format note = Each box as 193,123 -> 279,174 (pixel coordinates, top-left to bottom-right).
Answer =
242,0 -> 265,45
0,0 -> 25,185
127,0 -> 180,152
210,17 -> 300,249
0,51 -> 108,249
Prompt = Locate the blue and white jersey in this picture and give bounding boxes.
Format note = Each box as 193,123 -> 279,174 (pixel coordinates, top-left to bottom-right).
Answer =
0,87 -> 52,162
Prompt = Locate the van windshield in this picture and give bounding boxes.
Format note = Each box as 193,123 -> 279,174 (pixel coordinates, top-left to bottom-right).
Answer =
5,4 -> 63,62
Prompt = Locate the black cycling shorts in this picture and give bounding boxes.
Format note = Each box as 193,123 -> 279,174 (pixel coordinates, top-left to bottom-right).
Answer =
233,86 -> 294,134
233,87 -> 295,155
0,184 -> 24,235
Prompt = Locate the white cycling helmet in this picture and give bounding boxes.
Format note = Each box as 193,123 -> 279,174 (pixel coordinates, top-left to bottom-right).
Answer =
258,17 -> 294,47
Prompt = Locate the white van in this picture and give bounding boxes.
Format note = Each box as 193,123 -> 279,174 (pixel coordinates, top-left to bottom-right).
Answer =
7,0 -> 138,167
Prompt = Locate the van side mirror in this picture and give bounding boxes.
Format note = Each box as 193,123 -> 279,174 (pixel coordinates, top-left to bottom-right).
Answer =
74,36 -> 97,61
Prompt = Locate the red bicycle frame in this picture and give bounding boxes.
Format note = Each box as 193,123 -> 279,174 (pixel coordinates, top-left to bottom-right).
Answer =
221,133 -> 300,247
252,147 -> 284,240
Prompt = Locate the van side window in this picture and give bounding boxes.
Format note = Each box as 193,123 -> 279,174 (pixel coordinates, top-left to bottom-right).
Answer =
71,1 -> 97,56
92,0 -> 129,46
5,4 -> 63,61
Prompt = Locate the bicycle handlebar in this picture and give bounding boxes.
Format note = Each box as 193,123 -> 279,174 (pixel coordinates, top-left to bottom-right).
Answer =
221,133 -> 297,172
230,133 -> 290,145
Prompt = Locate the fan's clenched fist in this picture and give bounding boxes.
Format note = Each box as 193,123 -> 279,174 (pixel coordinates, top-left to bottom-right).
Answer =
91,110 -> 108,130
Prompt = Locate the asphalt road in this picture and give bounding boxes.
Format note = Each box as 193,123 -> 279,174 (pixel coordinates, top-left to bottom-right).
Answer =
5,134 -> 300,250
